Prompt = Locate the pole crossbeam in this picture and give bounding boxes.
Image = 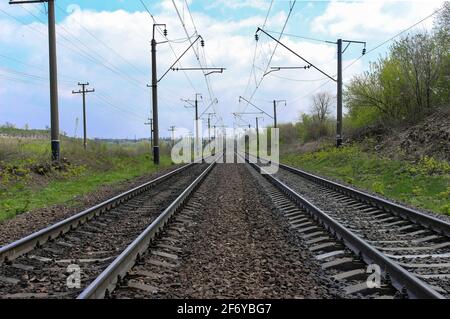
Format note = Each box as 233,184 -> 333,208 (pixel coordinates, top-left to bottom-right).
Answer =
256,28 -> 337,83
264,65 -> 311,77
150,21 -> 224,164
238,96 -> 274,119
72,82 -> 95,150
233,112 -> 264,115
172,67 -> 226,76
199,98 -> 218,118
9,0 -> 46,4
158,35 -> 203,83
256,27 -> 365,147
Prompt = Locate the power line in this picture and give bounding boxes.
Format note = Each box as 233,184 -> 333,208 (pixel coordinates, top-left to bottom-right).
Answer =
266,30 -> 331,44
290,79 -> 333,104
139,0 -> 199,94
253,65 -> 328,82
92,92 -> 146,122
0,66 -> 72,84
343,6 -> 444,72
0,72 -> 49,87
0,53 -> 78,82
170,0 -> 225,127
242,0 -> 297,113
242,0 -> 274,99
287,6 -> 445,106
54,3 -> 150,78
18,5 -> 148,92
172,0 -> 216,103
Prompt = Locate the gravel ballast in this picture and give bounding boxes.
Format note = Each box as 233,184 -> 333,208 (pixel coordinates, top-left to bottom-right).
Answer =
273,167 -> 450,297
114,163 -> 338,299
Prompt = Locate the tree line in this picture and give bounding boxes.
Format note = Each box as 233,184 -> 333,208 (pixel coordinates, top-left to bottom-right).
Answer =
277,2 -> 449,145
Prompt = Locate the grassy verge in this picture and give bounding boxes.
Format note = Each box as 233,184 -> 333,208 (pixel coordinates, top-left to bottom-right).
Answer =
0,137 -> 173,222
281,145 -> 450,215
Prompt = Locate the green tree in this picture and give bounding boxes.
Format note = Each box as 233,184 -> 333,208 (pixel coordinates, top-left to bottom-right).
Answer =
345,2 -> 450,128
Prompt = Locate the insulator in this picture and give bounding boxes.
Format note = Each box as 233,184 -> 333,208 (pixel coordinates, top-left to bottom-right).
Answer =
201,39 -> 205,47
255,34 -> 259,41
362,48 -> 366,55
163,29 -> 168,36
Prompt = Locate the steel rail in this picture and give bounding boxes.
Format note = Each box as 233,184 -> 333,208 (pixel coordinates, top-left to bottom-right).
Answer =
239,152 -> 446,299
77,159 -> 218,299
279,163 -> 450,237
0,163 -> 195,264
248,153 -> 450,236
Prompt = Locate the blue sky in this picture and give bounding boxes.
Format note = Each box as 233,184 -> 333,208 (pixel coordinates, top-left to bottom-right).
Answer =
0,1 -> 445,139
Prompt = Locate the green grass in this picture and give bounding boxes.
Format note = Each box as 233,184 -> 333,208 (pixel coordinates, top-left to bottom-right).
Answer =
281,145 -> 450,215
0,134 -> 174,222
0,154 -> 172,222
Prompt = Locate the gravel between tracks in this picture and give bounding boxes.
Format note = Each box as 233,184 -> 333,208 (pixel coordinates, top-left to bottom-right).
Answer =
0,165 -> 181,246
115,163 -> 340,299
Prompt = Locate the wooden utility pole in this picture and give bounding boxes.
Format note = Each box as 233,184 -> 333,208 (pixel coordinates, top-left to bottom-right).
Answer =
168,126 -> 176,147
272,100 -> 286,128
256,116 -> 264,159
72,82 -> 95,149
144,118 -> 154,147
182,94 -> 202,160
10,0 -> 60,160
204,113 -> 215,144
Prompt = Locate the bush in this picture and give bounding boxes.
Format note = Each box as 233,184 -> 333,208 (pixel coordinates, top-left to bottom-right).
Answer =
297,114 -> 334,143
344,3 -> 450,131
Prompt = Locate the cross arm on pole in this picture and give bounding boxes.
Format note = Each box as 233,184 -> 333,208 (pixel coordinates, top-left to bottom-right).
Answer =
232,113 -> 251,126
341,39 -> 367,54
172,67 -> 226,76
153,23 -> 167,40
181,98 -> 195,108
238,96 -> 274,119
274,99 -> 287,106
256,27 -> 337,83
199,98 -> 218,118
158,35 -> 203,83
264,65 -> 311,77
9,0 -> 46,4
72,89 -> 95,94
233,112 -> 264,115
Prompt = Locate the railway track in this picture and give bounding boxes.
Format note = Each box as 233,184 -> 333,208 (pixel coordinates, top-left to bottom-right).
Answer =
87,162 -> 337,299
0,161 -> 215,299
1,149 -> 447,299
242,152 -> 450,299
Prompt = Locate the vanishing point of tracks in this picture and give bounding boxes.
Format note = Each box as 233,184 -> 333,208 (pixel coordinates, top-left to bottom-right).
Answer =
0,152 -> 449,299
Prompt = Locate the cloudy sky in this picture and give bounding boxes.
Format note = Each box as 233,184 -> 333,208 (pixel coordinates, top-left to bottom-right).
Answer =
0,0 -> 445,139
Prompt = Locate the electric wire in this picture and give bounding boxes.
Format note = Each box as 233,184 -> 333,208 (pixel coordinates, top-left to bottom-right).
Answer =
242,0 -> 297,114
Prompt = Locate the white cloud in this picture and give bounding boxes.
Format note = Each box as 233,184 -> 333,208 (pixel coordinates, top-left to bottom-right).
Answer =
4,1 -> 413,138
0,1 -> 42,16
312,0 -> 445,39
8,0 -> 447,138
205,0 -> 270,11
